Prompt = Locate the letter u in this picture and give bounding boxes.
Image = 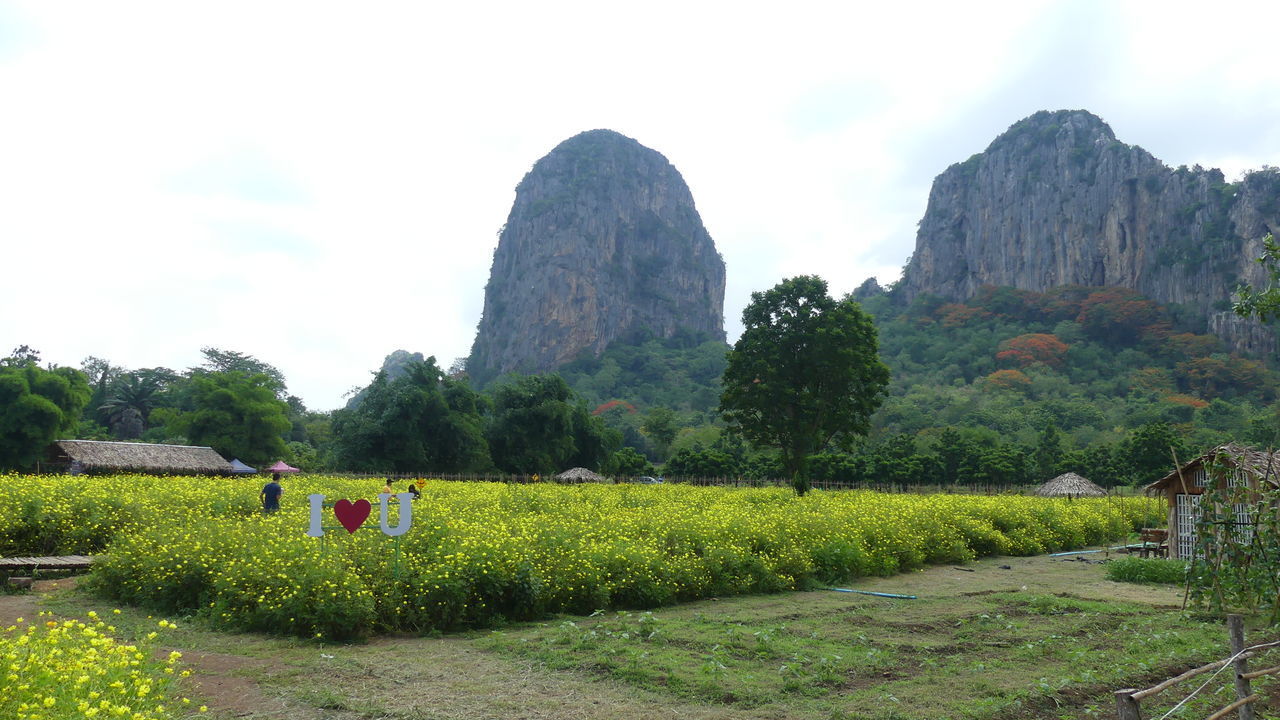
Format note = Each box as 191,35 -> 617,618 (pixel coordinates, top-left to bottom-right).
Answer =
378,493 -> 413,537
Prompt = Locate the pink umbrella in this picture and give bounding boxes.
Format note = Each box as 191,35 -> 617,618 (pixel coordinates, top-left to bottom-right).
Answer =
265,460 -> 300,473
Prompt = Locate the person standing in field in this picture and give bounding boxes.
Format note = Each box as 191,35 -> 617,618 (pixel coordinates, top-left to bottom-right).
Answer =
261,472 -> 283,513
382,479 -> 393,496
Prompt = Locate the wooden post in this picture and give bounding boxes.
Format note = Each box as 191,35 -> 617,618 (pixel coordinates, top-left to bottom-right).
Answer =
1228,614 -> 1255,720
1115,688 -> 1141,720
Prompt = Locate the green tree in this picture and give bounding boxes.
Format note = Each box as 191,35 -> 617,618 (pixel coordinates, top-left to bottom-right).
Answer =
606,446 -> 654,477
1119,422 -> 1189,485
720,276 -> 890,494
1233,233 -> 1280,321
486,374 -> 619,474
98,373 -> 163,439
1033,424 -> 1064,480
171,370 -> 291,465
331,358 -> 490,472
640,407 -> 679,461
0,358 -> 91,470
198,347 -> 287,396
664,446 -> 739,477
933,427 -> 971,485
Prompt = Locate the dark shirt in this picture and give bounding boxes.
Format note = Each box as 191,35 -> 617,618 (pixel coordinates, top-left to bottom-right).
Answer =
262,481 -> 282,511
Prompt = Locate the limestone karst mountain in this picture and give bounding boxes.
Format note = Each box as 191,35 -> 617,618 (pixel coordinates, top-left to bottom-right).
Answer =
467,130 -> 726,386
898,109 -> 1280,354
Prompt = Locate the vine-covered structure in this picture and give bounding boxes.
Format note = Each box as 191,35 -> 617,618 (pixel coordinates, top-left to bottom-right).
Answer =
1145,444 -> 1279,558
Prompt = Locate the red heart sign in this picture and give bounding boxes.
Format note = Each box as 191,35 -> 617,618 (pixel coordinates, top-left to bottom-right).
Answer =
333,499 -> 371,533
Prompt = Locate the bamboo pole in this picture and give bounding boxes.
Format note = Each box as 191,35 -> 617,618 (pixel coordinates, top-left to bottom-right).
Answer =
1240,664 -> 1280,680
1131,657 -> 1235,700
1204,694 -> 1259,720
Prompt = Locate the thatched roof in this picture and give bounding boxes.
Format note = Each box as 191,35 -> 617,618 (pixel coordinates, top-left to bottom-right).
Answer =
1146,443 -> 1280,494
1034,472 -> 1106,497
51,440 -> 232,475
555,467 -> 605,483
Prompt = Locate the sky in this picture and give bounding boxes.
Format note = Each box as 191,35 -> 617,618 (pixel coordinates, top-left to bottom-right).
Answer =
3,1 -> 1280,410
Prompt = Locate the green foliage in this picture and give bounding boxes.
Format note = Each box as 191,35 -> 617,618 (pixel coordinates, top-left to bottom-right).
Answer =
169,370 -> 291,465
859,283 -> 1280,486
1105,556 -> 1186,585
198,346 -> 287,396
664,446 -> 739,477
1234,233 -> 1280,321
486,374 -> 620,474
97,372 -> 163,439
721,276 -> 890,494
0,355 -> 90,470
331,358 -> 491,473
1119,422 -> 1189,483
1187,449 -> 1280,622
605,446 -> 654,477
558,330 -> 728,413
640,406 -> 679,461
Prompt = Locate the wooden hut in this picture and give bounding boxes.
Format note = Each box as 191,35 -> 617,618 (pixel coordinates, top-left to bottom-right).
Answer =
555,467 -> 606,483
46,440 -> 233,475
1033,472 -> 1106,498
1144,444 -> 1280,559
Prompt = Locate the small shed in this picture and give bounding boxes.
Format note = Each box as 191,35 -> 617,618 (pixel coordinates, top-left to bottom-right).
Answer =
1144,443 -> 1280,559
555,467 -> 605,483
48,440 -> 233,475
1033,472 -> 1106,498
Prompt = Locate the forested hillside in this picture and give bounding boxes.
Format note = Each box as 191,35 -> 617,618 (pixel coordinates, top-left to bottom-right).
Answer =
630,284 -> 1280,487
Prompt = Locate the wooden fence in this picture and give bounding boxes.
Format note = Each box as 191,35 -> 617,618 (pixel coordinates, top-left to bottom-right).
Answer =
1115,614 -> 1280,720
332,471 -> 1052,495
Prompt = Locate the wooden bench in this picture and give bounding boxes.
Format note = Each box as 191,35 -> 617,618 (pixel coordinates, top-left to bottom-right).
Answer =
0,555 -> 97,572
1139,529 -> 1169,559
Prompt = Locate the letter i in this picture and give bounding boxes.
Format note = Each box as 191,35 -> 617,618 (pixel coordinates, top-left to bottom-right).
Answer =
306,494 -> 326,537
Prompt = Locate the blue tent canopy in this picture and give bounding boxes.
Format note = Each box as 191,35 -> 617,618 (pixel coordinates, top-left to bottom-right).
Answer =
228,458 -> 257,474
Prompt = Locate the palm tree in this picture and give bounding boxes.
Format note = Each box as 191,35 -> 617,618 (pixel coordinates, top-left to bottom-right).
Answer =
99,373 -> 162,437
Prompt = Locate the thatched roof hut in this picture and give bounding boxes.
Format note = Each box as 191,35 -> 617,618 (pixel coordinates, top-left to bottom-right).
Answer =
1143,444 -> 1280,559
1145,443 -> 1280,494
48,440 -> 233,475
1033,472 -> 1106,498
555,467 -> 605,483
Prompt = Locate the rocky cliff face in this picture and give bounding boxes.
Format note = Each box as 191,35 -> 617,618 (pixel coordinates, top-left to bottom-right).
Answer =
468,130 -> 726,385
901,109 -> 1280,353
345,350 -> 425,409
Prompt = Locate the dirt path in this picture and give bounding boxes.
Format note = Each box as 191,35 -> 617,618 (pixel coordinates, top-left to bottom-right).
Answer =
0,576 -> 75,626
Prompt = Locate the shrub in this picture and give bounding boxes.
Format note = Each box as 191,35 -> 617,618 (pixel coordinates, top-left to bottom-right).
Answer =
1105,556 -> 1187,585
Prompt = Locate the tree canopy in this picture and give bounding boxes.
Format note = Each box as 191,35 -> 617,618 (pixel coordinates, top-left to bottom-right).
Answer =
486,374 -> 619,474
330,358 -> 490,472
720,275 -> 890,494
0,352 -> 90,470
170,370 -> 291,465
1233,234 -> 1280,321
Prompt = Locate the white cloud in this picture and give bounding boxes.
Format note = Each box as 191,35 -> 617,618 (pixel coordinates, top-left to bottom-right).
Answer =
3,1 -> 1280,409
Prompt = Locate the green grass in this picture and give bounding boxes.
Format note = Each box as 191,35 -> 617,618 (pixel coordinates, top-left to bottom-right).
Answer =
1105,556 -> 1188,585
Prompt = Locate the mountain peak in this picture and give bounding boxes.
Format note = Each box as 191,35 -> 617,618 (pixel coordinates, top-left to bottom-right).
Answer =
468,131 -> 726,386
901,109 -> 1280,355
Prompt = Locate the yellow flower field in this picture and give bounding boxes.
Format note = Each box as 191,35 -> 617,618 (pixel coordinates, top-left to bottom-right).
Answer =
0,612 -> 199,720
0,473 -> 1162,640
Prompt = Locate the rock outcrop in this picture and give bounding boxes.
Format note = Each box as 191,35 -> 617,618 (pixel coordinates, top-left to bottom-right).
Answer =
468,130 -> 726,385
900,109 -> 1280,353
345,350 -> 425,409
